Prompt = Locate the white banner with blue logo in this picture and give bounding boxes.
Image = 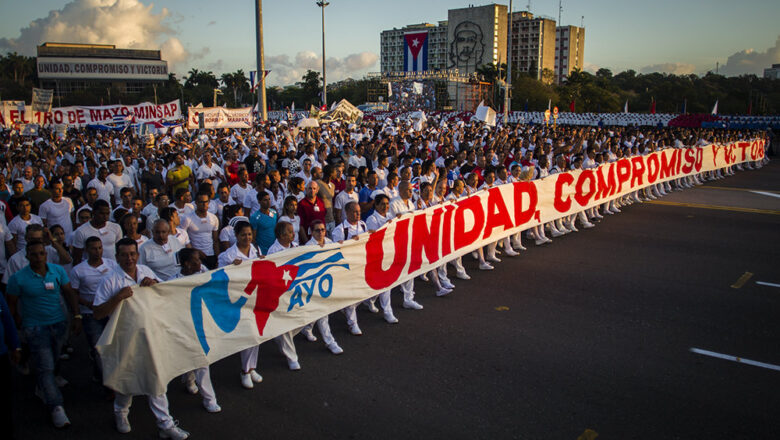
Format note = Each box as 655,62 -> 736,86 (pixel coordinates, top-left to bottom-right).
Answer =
97,140 -> 766,395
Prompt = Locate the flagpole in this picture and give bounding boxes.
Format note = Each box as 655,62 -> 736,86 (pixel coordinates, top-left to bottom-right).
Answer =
255,0 -> 268,121
317,1 -> 329,108
503,0 -> 512,124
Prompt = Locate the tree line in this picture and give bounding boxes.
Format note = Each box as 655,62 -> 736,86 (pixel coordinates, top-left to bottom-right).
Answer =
1,52 -> 777,115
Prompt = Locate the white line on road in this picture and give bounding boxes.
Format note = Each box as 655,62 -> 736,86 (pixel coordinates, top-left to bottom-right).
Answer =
690,348 -> 780,372
750,190 -> 780,199
756,281 -> 780,288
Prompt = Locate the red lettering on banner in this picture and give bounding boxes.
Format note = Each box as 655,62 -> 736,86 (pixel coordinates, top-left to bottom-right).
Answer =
67,110 -> 77,124
76,109 -> 86,124
694,147 -> 703,172
512,181 -> 537,225
440,204 -> 457,257
170,102 -> 178,114
595,163 -> 617,199
616,159 -> 631,192
660,150 -> 677,179
574,170 -> 596,206
90,109 -> 101,122
630,157 -> 645,187
9,110 -> 20,124
676,149 -> 683,175
483,187 -> 514,239
554,173 -> 574,212
54,111 -> 63,124
646,154 -> 660,183
0,112 -> 4,126
365,219 -> 410,290
408,208 -> 442,273
100,109 -> 110,121
681,149 -> 695,174
738,142 -> 749,161
711,145 -> 719,167
453,196 -> 485,251
42,112 -> 53,125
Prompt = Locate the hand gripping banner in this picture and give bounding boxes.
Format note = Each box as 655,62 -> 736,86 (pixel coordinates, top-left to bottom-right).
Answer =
97,140 -> 766,395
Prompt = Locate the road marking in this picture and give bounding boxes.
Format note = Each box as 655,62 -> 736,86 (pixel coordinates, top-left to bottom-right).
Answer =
646,200 -> 780,215
494,306 -> 510,311
750,190 -> 780,199
690,348 -> 780,372
577,429 -> 599,440
700,186 -> 780,194
756,281 -> 780,288
731,272 -> 753,289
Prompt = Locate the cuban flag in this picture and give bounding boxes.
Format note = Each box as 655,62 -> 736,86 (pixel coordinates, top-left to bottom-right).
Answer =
403,31 -> 428,72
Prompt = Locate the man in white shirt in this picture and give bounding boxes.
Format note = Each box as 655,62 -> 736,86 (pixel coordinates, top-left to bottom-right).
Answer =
333,175 -> 359,225
182,192 -> 220,269
71,200 -> 123,262
69,236 -> 119,381
388,181 -> 423,310
87,167 -> 115,206
107,160 -> 134,202
364,194 -> 398,323
331,201 -> 370,335
138,219 -> 184,281
38,179 -> 74,236
93,238 -> 189,439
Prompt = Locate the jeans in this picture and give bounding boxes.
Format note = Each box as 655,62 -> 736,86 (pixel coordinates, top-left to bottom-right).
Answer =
82,314 -> 108,379
23,321 -> 67,410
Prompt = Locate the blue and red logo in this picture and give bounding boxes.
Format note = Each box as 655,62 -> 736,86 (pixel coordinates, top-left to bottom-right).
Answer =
191,249 -> 348,355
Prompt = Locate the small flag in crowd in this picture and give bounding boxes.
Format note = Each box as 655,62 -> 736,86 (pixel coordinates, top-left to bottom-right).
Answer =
711,100 -> 718,115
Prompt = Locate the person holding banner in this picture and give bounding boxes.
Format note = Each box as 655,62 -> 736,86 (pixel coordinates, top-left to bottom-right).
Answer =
267,221 -> 303,371
388,181 -> 423,310
217,221 -> 265,389
93,238 -> 190,439
332,201 -> 371,335
301,219 -> 345,353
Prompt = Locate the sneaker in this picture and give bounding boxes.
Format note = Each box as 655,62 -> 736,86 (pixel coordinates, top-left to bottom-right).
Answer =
435,287 -> 452,297
455,271 -> 471,280
511,241 -> 527,251
288,360 -> 301,371
441,280 -> 456,289
159,422 -> 190,440
364,300 -> 379,313
327,343 -> 344,355
55,375 -> 69,387
249,369 -> 263,383
582,221 -> 595,229
185,379 -> 198,395
550,229 -> 564,237
301,327 -> 317,342
115,412 -> 131,433
240,372 -> 254,389
486,255 -> 501,263
420,273 -> 429,282
535,238 -> 548,246
503,248 -> 519,257
402,300 -> 424,310
203,401 -> 222,413
479,262 -> 494,271
51,406 -> 70,429
349,323 -> 363,336
384,313 -> 399,324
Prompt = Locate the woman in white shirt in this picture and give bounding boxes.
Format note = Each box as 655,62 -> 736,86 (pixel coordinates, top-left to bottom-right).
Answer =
266,221 -> 303,372
217,221 -> 264,390
218,204 -> 246,252
278,196 -> 302,245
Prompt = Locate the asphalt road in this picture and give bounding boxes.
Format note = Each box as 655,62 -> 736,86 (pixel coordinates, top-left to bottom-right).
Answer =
11,161 -> 780,440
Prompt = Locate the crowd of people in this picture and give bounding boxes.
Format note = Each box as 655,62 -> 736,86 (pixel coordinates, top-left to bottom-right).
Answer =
0,113 -> 772,438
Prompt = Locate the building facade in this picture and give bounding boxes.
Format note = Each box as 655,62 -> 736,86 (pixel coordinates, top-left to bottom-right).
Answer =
555,25 -> 585,84
380,22 -> 449,73
764,64 -> 780,79
379,3 -> 584,84
36,42 -> 169,96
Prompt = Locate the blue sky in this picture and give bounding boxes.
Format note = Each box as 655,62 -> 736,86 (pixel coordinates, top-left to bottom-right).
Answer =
1,0 -> 779,85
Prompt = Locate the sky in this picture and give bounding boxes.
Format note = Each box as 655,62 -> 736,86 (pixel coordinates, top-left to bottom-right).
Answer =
1,0 -> 778,86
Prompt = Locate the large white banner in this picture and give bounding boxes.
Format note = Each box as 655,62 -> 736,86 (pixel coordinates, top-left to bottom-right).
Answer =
0,100 -> 181,128
97,140 -> 766,396
187,106 -> 254,129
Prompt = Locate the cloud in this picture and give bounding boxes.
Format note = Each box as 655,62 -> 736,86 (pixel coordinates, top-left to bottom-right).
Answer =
582,61 -> 600,74
264,51 -> 378,87
640,62 -> 697,75
0,0 -> 198,72
719,35 -> 780,76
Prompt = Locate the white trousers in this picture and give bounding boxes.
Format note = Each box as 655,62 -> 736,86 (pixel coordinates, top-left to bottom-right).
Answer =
114,392 -> 174,429
184,367 -> 217,405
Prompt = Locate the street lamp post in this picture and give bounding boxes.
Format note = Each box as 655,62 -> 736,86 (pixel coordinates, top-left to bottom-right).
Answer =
316,1 -> 329,108
504,0 -> 512,123
256,0 -> 268,121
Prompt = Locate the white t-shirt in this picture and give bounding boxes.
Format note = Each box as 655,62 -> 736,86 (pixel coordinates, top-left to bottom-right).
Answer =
87,178 -> 114,203
70,258 -> 120,314
172,228 -> 190,246
278,214 -> 301,244
333,189 -> 359,222
217,243 -> 262,268
182,212 -> 219,256
138,238 -> 184,281
38,197 -> 75,236
106,173 -> 134,201
8,214 -> 43,249
72,221 -> 123,260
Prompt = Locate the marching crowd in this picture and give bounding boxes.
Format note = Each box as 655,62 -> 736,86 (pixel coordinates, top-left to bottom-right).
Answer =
0,114 -> 771,438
